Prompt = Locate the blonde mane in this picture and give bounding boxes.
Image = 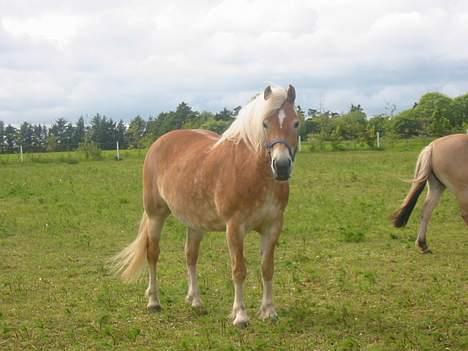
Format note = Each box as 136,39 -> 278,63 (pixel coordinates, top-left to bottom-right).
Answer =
215,86 -> 288,152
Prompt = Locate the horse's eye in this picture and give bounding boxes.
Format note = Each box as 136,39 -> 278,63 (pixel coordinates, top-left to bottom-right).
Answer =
263,121 -> 268,129
293,121 -> 299,128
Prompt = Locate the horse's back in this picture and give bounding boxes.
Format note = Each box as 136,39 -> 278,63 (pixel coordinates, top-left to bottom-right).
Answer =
432,134 -> 468,192
148,129 -> 219,157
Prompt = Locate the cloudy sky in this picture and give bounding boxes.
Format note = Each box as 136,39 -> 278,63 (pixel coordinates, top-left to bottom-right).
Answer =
1,0 -> 467,125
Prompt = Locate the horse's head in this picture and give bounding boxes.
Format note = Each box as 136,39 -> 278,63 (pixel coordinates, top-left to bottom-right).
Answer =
262,84 -> 299,181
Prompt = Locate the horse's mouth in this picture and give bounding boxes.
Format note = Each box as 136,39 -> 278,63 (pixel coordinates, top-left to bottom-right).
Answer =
274,174 -> 290,181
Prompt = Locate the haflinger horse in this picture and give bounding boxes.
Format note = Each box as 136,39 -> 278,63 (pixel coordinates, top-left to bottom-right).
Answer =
391,134 -> 468,253
113,85 -> 299,327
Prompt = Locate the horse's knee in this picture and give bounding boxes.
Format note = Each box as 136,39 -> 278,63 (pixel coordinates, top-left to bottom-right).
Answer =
232,263 -> 246,282
261,264 -> 274,281
185,246 -> 199,266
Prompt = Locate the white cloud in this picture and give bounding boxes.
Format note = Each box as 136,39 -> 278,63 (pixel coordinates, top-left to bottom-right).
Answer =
0,0 -> 467,124
2,14 -> 84,47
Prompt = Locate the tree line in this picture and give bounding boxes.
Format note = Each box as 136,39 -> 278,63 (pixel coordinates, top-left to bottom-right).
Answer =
1,91 -> 467,153
300,91 -> 468,147
0,103 -> 236,153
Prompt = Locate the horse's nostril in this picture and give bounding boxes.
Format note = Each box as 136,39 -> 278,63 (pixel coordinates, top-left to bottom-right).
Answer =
274,158 -> 291,179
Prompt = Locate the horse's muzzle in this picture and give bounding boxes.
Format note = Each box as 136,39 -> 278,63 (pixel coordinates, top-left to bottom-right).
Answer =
272,158 -> 292,181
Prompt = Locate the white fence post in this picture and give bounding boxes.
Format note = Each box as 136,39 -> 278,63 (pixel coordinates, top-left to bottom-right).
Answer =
298,136 -> 302,152
116,141 -> 120,160
376,132 -> 380,148
20,145 -> 23,162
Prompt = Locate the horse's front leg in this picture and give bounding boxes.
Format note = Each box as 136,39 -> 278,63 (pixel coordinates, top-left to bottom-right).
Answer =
258,219 -> 282,320
226,222 -> 249,327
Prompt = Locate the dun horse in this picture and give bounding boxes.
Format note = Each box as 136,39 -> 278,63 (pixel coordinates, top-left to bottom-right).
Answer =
391,134 -> 468,253
113,85 -> 299,326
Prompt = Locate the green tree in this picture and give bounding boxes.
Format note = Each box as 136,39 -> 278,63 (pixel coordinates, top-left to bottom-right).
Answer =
391,110 -> 423,138
182,111 -> 215,130
413,92 -> 454,133
296,105 -> 307,141
64,123 -> 75,150
116,120 -> 128,149
199,118 -> 231,134
89,114 -> 116,149
127,116 -> 146,148
73,116 -> 86,147
0,121 -> 4,153
173,102 -> 198,130
453,93 -> 468,130
4,125 -> 17,153
148,102 -> 199,139
334,105 -> 368,140
429,108 -> 451,136
368,115 -> 389,136
215,108 -> 233,121
49,118 -> 69,151
32,124 -> 47,152
18,122 -> 34,152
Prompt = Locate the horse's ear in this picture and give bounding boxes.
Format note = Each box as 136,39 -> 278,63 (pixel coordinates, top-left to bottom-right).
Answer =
264,85 -> 272,100
287,84 -> 296,103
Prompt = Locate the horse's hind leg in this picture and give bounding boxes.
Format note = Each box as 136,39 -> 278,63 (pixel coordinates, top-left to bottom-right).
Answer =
456,191 -> 468,225
146,213 -> 168,311
416,175 -> 444,254
185,227 -> 204,308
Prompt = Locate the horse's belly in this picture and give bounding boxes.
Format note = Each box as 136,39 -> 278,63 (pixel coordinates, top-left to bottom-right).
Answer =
167,200 -> 226,231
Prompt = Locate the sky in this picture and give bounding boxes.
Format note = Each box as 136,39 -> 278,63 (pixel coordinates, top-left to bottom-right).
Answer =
1,0 -> 468,125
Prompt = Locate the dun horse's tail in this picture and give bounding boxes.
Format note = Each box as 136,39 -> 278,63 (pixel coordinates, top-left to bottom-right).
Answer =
111,212 -> 148,282
391,144 -> 433,227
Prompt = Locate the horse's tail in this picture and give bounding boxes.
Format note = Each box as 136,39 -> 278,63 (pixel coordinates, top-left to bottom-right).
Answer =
111,212 -> 148,282
391,143 -> 433,227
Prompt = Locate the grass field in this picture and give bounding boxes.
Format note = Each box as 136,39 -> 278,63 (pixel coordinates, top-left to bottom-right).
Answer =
0,147 -> 466,350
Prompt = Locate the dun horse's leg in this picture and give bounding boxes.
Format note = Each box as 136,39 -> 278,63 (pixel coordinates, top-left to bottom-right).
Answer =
259,221 -> 281,320
226,222 -> 249,327
185,227 -> 204,308
416,175 -> 444,254
456,191 -> 468,225
146,215 -> 167,311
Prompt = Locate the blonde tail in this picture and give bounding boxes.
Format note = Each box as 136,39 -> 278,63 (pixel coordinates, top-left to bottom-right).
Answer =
111,212 -> 148,282
391,144 -> 433,227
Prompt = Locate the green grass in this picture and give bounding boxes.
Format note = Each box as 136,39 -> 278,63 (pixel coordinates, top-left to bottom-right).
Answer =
0,148 -> 466,350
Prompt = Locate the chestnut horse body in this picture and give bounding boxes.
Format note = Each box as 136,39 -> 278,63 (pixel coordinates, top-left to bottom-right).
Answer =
114,85 -> 299,326
392,134 -> 468,253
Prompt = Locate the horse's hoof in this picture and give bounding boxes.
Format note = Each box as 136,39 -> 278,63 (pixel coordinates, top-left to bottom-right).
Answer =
415,241 -> 431,254
231,310 -> 249,328
192,305 -> 208,315
147,304 -> 162,313
258,305 -> 278,321
186,295 -> 203,308
233,318 -> 249,328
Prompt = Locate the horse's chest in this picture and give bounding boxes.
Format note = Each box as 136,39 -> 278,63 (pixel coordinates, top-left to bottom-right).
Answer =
246,194 -> 283,227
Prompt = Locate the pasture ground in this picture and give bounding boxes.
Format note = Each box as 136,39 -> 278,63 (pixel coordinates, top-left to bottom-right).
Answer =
0,148 -> 466,350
